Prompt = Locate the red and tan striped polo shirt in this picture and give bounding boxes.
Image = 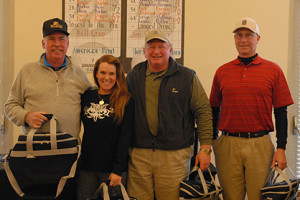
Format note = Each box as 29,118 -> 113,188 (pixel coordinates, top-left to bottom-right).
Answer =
210,55 -> 294,133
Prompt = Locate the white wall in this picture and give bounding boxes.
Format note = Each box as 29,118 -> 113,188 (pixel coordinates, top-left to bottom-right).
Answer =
0,0 -> 15,153
184,0 -> 290,93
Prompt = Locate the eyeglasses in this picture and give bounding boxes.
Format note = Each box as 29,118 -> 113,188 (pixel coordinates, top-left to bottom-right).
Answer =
234,33 -> 257,39
146,45 -> 169,51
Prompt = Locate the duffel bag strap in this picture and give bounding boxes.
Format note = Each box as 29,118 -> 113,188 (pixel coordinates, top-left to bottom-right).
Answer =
26,117 -> 58,152
274,166 -> 293,200
55,145 -> 81,197
191,166 -> 221,197
265,167 -> 276,185
94,181 -> 130,200
49,116 -> 58,149
207,166 -> 221,196
197,167 -> 209,194
4,154 -> 25,197
26,127 -> 37,152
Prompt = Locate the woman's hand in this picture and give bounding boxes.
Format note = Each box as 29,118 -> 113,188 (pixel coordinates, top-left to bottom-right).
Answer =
108,173 -> 122,187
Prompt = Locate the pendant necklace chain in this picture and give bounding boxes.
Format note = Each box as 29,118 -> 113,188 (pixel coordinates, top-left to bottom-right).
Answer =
98,93 -> 105,105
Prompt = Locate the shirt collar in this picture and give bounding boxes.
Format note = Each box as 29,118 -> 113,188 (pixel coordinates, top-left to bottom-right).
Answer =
146,64 -> 168,77
233,54 -> 263,66
43,54 -> 67,71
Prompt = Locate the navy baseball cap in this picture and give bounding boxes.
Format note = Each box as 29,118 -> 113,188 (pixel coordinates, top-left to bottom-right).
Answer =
43,18 -> 69,37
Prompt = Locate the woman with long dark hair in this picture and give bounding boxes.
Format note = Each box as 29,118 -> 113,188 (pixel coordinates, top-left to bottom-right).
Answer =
77,55 -> 134,200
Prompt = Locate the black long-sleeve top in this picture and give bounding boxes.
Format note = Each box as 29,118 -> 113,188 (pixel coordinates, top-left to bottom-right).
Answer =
80,89 -> 134,175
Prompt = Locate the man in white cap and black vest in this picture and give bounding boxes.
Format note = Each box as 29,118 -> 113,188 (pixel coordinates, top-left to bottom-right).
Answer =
4,18 -> 91,139
210,17 -> 294,200
126,29 -> 213,200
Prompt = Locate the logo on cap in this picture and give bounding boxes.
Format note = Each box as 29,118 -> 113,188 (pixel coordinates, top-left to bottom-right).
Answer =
242,20 -> 247,25
50,21 -> 63,29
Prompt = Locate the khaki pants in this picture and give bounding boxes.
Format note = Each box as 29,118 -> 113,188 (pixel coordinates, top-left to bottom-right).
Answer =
127,147 -> 193,200
213,134 -> 274,200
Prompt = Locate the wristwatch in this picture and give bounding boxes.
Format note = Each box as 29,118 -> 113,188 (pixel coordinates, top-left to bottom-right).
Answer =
199,147 -> 212,154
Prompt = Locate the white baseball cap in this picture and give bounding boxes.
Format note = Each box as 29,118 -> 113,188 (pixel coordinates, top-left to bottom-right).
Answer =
233,17 -> 259,35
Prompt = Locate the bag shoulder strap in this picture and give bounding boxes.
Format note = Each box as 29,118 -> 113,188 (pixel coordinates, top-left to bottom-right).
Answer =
4,156 -> 25,197
55,145 -> 81,197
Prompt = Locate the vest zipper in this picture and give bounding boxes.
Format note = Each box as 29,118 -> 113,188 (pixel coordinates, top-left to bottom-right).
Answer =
56,79 -> 59,96
152,136 -> 156,152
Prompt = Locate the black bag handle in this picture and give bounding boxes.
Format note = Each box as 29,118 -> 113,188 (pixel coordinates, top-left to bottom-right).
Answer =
93,181 -> 130,200
42,114 -> 53,120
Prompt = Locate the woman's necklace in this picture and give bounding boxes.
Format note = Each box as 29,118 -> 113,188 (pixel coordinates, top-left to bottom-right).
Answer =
98,93 -> 105,105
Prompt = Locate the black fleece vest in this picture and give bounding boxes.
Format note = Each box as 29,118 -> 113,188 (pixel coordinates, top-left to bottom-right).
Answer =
127,58 -> 196,150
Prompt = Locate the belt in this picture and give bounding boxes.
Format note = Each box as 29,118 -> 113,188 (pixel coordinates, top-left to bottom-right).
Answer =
222,131 -> 269,138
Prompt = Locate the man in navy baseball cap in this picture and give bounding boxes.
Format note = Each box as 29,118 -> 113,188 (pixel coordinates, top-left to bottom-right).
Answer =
4,15 -> 91,148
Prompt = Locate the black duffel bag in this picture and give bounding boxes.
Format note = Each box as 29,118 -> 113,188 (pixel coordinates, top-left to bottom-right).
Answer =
261,166 -> 300,200
91,180 -> 137,200
179,165 -> 222,200
4,115 -> 81,199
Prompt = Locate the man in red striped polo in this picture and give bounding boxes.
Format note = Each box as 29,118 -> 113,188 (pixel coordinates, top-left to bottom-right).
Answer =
210,17 -> 294,200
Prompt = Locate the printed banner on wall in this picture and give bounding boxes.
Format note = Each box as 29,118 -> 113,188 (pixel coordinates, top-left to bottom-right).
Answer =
64,0 -> 121,73
127,0 -> 182,61
64,0 -> 183,73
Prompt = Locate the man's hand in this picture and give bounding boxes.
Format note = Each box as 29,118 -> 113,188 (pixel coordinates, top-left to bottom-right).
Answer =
195,144 -> 211,171
25,111 -> 49,129
271,148 -> 287,170
109,173 -> 122,187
